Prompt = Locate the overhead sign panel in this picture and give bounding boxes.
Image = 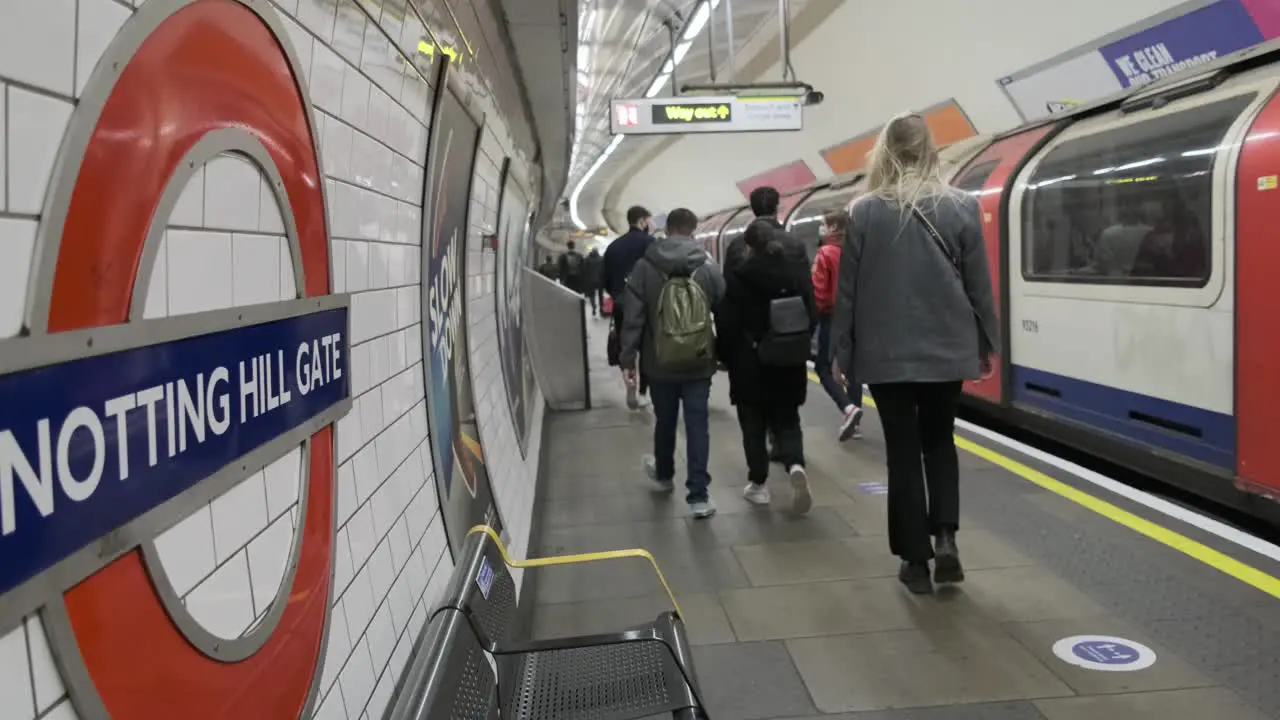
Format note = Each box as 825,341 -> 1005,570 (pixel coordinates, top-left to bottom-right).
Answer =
610,95 -> 802,135
997,0 -> 1278,121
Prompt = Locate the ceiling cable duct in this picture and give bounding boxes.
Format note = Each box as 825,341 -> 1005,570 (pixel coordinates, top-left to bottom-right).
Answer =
706,0 -> 716,83
777,0 -> 793,82
724,0 -> 735,81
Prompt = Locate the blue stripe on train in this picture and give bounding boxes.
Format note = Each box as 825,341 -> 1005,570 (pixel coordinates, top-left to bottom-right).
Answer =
1010,366 -> 1235,470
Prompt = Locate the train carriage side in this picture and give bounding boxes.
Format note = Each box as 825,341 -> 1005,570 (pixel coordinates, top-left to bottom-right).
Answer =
695,206 -> 744,262
1004,63 -> 1280,512
949,126 -> 1060,407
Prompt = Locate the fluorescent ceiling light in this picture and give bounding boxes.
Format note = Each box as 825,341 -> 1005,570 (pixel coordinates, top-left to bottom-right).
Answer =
682,2 -> 710,41
568,0 -> 712,229
578,44 -> 590,71
569,134 -> 625,229
673,41 -> 691,65
645,74 -> 670,98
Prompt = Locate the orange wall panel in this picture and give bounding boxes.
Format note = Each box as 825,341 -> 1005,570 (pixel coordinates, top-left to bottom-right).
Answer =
821,99 -> 977,175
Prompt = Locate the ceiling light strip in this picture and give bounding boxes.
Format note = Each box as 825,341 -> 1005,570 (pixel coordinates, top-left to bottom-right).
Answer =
569,0 -> 714,229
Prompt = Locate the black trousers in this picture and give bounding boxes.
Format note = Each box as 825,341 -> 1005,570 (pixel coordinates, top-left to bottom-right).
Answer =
737,402 -> 804,485
867,381 -> 963,563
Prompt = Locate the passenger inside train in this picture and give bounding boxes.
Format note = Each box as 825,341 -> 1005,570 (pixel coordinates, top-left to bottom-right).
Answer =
5,0 -> 1280,718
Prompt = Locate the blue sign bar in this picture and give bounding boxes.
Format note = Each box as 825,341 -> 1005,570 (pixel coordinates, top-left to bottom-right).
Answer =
0,308 -> 349,599
1099,0 -> 1264,88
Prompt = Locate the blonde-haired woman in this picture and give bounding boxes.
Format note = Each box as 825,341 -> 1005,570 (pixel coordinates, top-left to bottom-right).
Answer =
831,112 -> 1000,595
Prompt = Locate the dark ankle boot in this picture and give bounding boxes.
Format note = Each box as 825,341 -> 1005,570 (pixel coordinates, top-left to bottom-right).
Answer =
933,529 -> 965,584
898,561 -> 933,594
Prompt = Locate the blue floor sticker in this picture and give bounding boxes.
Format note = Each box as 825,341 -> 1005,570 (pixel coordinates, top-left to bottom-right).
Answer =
1053,635 -> 1157,672
855,481 -> 888,495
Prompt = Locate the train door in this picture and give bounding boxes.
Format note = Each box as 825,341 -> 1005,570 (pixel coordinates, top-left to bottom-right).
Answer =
1235,86 -> 1280,498
950,126 -> 1056,406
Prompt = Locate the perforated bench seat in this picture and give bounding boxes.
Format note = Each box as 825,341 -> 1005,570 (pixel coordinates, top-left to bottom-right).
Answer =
385,527 -> 707,720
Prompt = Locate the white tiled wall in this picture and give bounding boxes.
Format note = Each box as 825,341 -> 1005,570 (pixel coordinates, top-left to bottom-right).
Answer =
465,129 -> 544,591
0,0 -> 545,719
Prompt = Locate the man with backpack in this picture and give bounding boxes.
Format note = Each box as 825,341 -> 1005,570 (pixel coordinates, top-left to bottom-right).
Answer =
715,218 -> 817,513
620,208 -> 726,518
559,240 -> 586,294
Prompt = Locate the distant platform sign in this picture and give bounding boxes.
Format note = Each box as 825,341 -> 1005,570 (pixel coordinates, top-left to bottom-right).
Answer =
610,95 -> 803,135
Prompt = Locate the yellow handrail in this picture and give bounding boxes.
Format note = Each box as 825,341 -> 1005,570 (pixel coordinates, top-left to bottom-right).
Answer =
466,525 -> 683,618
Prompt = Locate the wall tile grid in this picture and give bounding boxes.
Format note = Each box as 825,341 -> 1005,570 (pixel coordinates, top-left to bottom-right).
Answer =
0,0 -> 544,719
466,128 -> 544,593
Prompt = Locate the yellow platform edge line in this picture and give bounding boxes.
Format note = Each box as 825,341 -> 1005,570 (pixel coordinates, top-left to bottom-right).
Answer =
466,525 -> 683,617
805,372 -> 1280,599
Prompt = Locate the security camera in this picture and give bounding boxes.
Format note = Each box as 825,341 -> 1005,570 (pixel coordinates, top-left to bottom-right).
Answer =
804,90 -> 824,107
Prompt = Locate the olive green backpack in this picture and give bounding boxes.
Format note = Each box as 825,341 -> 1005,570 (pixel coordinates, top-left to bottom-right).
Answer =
654,266 -> 715,370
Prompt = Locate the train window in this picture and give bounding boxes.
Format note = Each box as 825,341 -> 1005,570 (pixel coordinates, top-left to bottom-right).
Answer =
954,159 -> 999,196
1021,94 -> 1254,287
788,187 -> 860,263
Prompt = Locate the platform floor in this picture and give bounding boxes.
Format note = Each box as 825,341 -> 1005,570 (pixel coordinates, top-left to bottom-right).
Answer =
527,318 -> 1280,719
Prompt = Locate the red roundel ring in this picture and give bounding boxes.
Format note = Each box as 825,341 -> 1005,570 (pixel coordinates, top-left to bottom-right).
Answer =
28,0 -> 335,717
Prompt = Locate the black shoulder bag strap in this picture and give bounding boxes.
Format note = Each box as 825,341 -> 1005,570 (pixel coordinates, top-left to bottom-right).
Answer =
910,204 -> 981,325
910,204 -> 960,279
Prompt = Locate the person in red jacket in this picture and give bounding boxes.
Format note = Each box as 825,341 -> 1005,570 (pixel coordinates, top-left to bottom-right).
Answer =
813,210 -> 863,440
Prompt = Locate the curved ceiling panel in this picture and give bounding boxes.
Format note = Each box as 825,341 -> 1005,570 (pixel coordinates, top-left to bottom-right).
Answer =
562,0 -> 792,232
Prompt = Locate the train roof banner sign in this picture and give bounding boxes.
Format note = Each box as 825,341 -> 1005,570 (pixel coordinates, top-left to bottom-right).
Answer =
610,95 -> 803,135
997,0 -> 1278,121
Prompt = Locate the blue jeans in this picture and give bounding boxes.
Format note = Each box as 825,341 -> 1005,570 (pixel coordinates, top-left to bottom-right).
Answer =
816,315 -> 858,411
649,378 -> 712,503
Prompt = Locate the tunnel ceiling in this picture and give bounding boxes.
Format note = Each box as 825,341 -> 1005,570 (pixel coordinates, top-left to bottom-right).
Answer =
561,0 -> 798,232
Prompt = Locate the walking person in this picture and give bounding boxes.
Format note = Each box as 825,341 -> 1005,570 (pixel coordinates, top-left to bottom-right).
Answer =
537,254 -> 559,281
559,240 -> 586,294
716,219 -> 817,514
812,210 -> 864,440
584,247 -> 605,317
831,112 -> 999,595
606,206 -> 656,409
620,208 -> 725,518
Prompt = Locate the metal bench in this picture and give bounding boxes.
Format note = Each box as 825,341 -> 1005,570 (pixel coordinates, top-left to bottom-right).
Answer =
385,526 -> 708,719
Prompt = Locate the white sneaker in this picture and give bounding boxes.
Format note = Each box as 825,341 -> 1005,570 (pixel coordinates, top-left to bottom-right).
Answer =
839,406 -> 864,442
743,483 -> 771,505
642,455 -> 673,491
788,465 -> 812,515
690,499 -> 718,518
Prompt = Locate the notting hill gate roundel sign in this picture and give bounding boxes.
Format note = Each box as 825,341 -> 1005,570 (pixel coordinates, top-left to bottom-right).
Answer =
0,1 -> 351,717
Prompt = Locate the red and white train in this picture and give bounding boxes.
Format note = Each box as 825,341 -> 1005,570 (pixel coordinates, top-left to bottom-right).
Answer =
693,40 -> 1280,521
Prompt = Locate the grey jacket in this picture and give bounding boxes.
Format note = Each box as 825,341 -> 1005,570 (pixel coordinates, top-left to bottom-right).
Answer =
621,235 -> 726,382
832,192 -> 999,385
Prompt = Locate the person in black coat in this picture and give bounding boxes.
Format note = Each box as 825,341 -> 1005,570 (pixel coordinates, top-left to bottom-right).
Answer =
716,219 -> 818,514
583,248 -> 605,317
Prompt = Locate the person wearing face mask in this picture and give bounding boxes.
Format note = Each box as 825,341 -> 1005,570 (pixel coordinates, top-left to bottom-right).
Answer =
812,210 -> 863,440
605,206 -> 656,408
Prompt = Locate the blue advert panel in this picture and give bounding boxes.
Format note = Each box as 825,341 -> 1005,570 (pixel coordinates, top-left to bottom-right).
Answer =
1100,0 -> 1264,87
0,308 -> 350,600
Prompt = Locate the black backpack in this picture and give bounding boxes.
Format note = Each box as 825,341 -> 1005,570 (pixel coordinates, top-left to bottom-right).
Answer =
755,293 -> 811,366
563,252 -> 584,278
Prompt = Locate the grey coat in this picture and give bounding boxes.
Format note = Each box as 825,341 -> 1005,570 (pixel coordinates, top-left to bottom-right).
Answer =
620,235 -> 726,382
832,192 -> 999,385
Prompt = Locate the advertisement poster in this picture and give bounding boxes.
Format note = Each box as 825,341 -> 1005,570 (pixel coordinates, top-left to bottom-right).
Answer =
421,62 -> 500,554
1098,0 -> 1263,87
998,0 -> 1279,121
494,161 -> 537,456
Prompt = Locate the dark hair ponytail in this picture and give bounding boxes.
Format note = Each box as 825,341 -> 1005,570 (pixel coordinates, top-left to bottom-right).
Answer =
745,219 -> 784,256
